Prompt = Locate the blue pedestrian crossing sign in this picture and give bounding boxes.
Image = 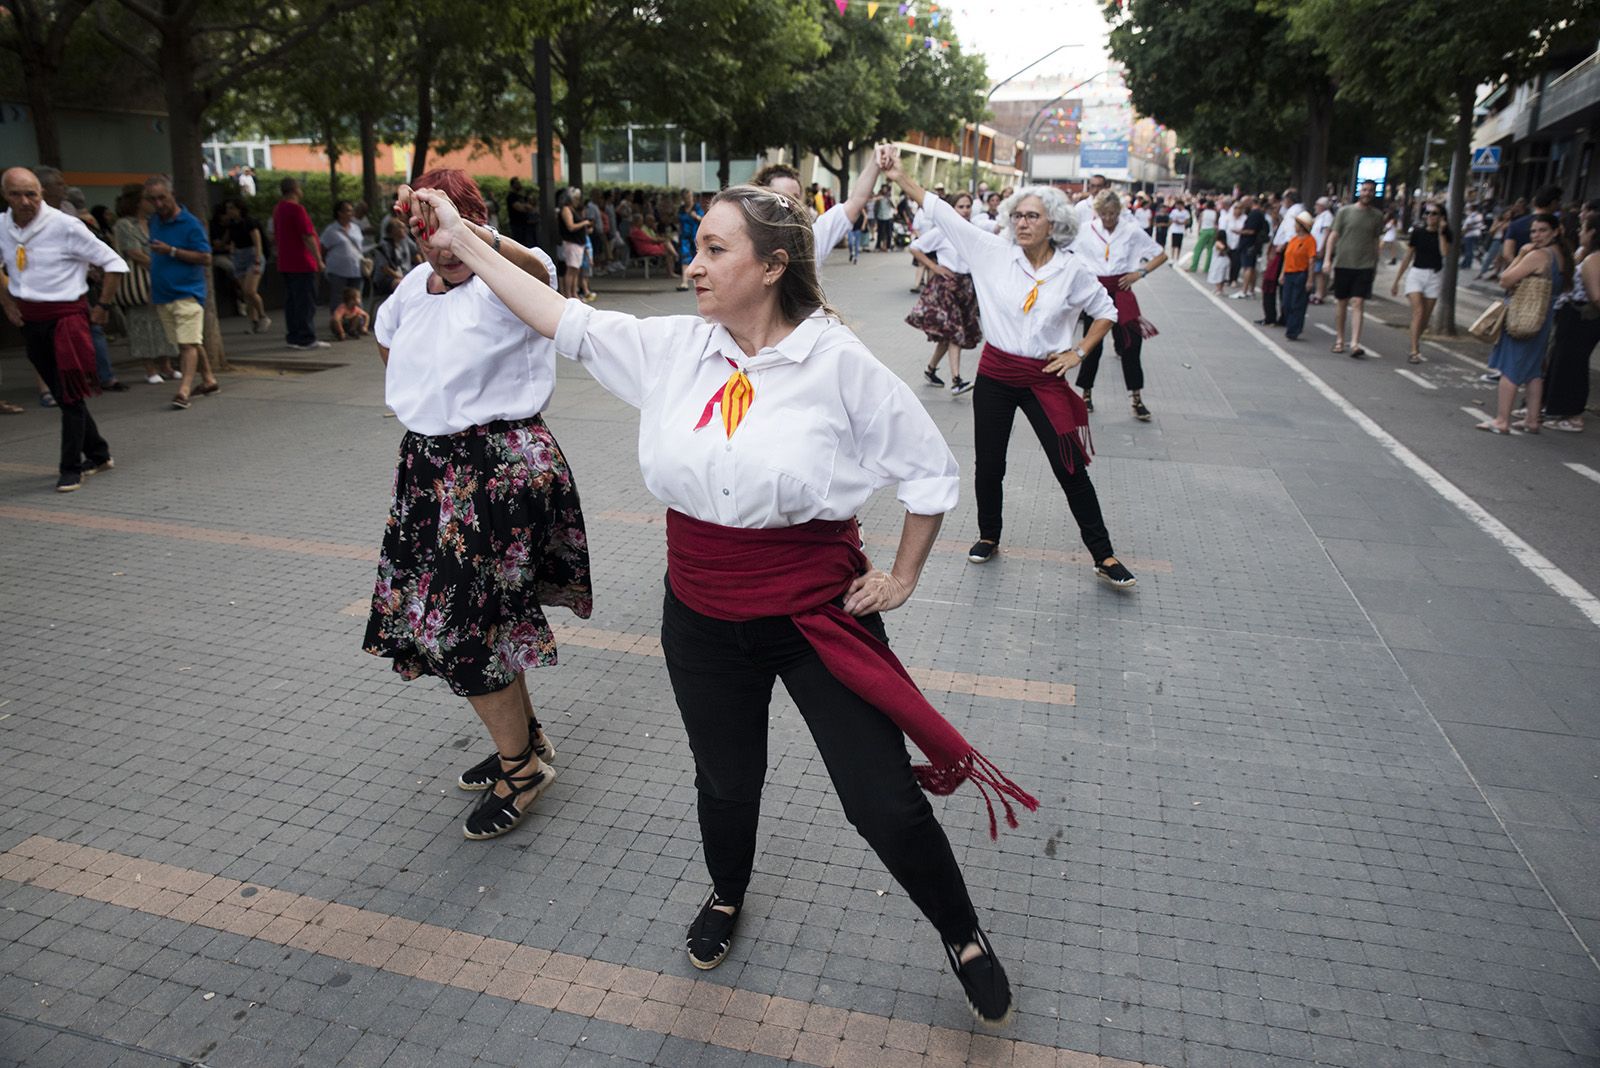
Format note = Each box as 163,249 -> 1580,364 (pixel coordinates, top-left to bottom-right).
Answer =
1471,147 -> 1501,173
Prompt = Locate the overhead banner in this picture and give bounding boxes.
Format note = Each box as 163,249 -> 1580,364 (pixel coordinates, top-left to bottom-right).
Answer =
1080,141 -> 1130,169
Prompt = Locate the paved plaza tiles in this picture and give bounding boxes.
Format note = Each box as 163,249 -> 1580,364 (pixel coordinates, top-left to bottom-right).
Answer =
1,252 -> 1597,1068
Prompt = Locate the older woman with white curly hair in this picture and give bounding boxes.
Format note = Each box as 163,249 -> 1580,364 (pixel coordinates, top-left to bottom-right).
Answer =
884,157 -> 1138,587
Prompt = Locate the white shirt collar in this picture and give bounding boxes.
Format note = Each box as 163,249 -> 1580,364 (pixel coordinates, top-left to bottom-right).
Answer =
4,202 -> 59,241
705,310 -> 831,367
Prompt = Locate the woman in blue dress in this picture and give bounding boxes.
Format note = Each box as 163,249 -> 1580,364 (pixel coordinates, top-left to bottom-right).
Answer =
675,189 -> 703,292
1483,213 -> 1570,434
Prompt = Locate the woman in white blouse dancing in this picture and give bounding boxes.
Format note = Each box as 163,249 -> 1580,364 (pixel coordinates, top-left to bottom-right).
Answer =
403,181 -> 1034,1027
906,190 -> 983,395
1073,189 -> 1167,420
885,161 -> 1138,587
363,169 -> 593,841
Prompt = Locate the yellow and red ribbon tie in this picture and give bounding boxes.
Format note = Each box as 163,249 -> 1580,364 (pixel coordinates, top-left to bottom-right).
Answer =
693,360 -> 754,438
14,245 -> 25,271
1022,281 -> 1039,313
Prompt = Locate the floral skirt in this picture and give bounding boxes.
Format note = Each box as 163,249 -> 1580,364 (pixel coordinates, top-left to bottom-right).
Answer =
363,415 -> 593,697
905,271 -> 982,350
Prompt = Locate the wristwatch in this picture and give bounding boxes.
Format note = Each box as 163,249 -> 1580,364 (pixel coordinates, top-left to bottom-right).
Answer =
485,225 -> 501,252
94,301 -> 112,310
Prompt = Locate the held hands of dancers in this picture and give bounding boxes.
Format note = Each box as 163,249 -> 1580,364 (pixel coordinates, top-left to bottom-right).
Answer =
843,567 -> 912,616
395,185 -> 465,253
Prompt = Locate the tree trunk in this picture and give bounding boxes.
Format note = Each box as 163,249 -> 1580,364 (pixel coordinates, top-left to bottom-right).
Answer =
717,133 -> 731,190
815,148 -> 848,195
1302,82 -> 1333,201
159,27 -> 226,370
411,62 -> 434,181
325,121 -> 342,202
563,113 -> 586,191
20,57 -> 64,168
359,111 -> 379,212
533,38 -> 557,256
1434,86 -> 1475,339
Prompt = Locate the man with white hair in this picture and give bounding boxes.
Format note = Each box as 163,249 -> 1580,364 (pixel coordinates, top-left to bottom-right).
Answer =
0,166 -> 126,491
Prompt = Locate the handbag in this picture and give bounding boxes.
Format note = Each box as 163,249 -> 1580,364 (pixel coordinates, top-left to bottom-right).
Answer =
360,255 -> 374,279
1506,267 -> 1554,339
1468,301 -> 1505,342
114,261 -> 152,309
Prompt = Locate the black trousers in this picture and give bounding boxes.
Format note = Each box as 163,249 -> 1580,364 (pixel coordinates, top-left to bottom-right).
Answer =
660,580 -> 979,945
23,319 -> 109,477
972,374 -> 1114,560
1075,312 -> 1144,392
282,271 -> 317,346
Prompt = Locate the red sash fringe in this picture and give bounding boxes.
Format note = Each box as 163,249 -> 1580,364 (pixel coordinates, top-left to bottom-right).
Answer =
1095,275 -> 1160,347
664,509 -> 1039,838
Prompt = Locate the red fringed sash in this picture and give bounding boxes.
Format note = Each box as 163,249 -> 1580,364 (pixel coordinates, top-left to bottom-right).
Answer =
664,509 -> 1039,838
18,298 -> 99,404
977,344 -> 1094,474
1095,275 -> 1160,348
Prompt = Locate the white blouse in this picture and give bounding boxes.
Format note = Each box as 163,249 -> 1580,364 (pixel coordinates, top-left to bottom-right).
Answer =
375,250 -> 559,436
919,194 -> 1115,359
910,224 -> 970,275
551,303 -> 959,529
813,204 -> 851,269
1072,216 -> 1164,276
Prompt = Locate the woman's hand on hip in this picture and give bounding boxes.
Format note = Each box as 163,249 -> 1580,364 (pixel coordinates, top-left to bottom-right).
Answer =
843,569 -> 911,616
1041,349 -> 1082,377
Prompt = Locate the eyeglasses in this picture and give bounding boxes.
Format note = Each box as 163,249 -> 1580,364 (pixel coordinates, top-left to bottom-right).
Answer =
1010,211 -> 1044,223
1423,210 -> 1440,216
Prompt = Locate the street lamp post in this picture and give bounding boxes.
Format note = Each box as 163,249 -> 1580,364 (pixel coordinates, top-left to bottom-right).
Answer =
958,44 -> 1080,195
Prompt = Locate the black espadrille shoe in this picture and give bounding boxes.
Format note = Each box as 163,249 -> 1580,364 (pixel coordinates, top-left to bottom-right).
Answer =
459,722 -> 556,790
686,890 -> 740,970
944,928 -> 1014,1028
462,740 -> 555,840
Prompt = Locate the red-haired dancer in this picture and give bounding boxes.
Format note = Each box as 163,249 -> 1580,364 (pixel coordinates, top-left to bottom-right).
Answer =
362,169 -> 594,840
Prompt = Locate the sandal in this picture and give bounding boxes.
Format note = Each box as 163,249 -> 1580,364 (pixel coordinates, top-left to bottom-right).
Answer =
462,739 -> 555,840
171,392 -> 192,410
944,928 -> 1014,1027
1408,352 -> 1425,364
1350,346 -> 1366,358
1514,422 -> 1541,435
0,401 -> 24,415
1330,342 -> 1345,354
1475,422 -> 1509,435
194,381 -> 221,397
459,720 -> 556,790
686,889 -> 740,970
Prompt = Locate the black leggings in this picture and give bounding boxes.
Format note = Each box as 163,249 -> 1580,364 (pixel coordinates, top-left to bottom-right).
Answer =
1075,312 -> 1144,392
661,581 -> 980,945
972,374 -> 1114,560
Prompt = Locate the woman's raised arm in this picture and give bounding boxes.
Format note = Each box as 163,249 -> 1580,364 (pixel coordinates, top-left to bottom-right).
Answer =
408,188 -> 566,337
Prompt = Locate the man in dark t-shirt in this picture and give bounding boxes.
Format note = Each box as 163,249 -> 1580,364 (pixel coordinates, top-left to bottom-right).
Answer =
1502,184 -> 1561,264
1238,197 -> 1268,298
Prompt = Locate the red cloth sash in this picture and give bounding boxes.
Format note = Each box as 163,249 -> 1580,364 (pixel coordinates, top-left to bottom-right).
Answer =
976,344 -> 1093,474
664,509 -> 1039,838
1095,275 -> 1160,348
18,298 -> 99,404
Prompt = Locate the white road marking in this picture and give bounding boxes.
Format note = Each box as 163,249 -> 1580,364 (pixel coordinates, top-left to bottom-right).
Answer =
1460,406 -> 1493,423
1425,340 -> 1486,370
1566,463 -> 1600,487
1315,323 -> 1337,336
1395,369 -> 1438,390
1178,268 -> 1600,628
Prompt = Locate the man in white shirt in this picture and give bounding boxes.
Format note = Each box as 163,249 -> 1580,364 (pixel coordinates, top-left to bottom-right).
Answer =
1310,197 -> 1334,303
0,167 -> 127,491
1261,187 -> 1304,325
1074,174 -> 1110,228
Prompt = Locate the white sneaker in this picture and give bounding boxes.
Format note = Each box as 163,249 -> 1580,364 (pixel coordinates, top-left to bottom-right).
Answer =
145,373 -> 164,385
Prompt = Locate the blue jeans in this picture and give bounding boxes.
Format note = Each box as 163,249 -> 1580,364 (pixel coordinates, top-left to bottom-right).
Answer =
847,228 -> 863,259
91,322 -> 114,384
282,271 -> 317,346
1281,270 -> 1309,338
1459,235 -> 1478,268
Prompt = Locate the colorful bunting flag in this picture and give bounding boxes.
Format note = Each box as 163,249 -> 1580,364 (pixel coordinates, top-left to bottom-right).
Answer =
867,1 -> 879,15
835,0 -> 847,12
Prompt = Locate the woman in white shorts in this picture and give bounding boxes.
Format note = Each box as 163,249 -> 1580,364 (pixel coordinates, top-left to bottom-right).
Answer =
1391,203 -> 1453,363
557,187 -> 592,300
